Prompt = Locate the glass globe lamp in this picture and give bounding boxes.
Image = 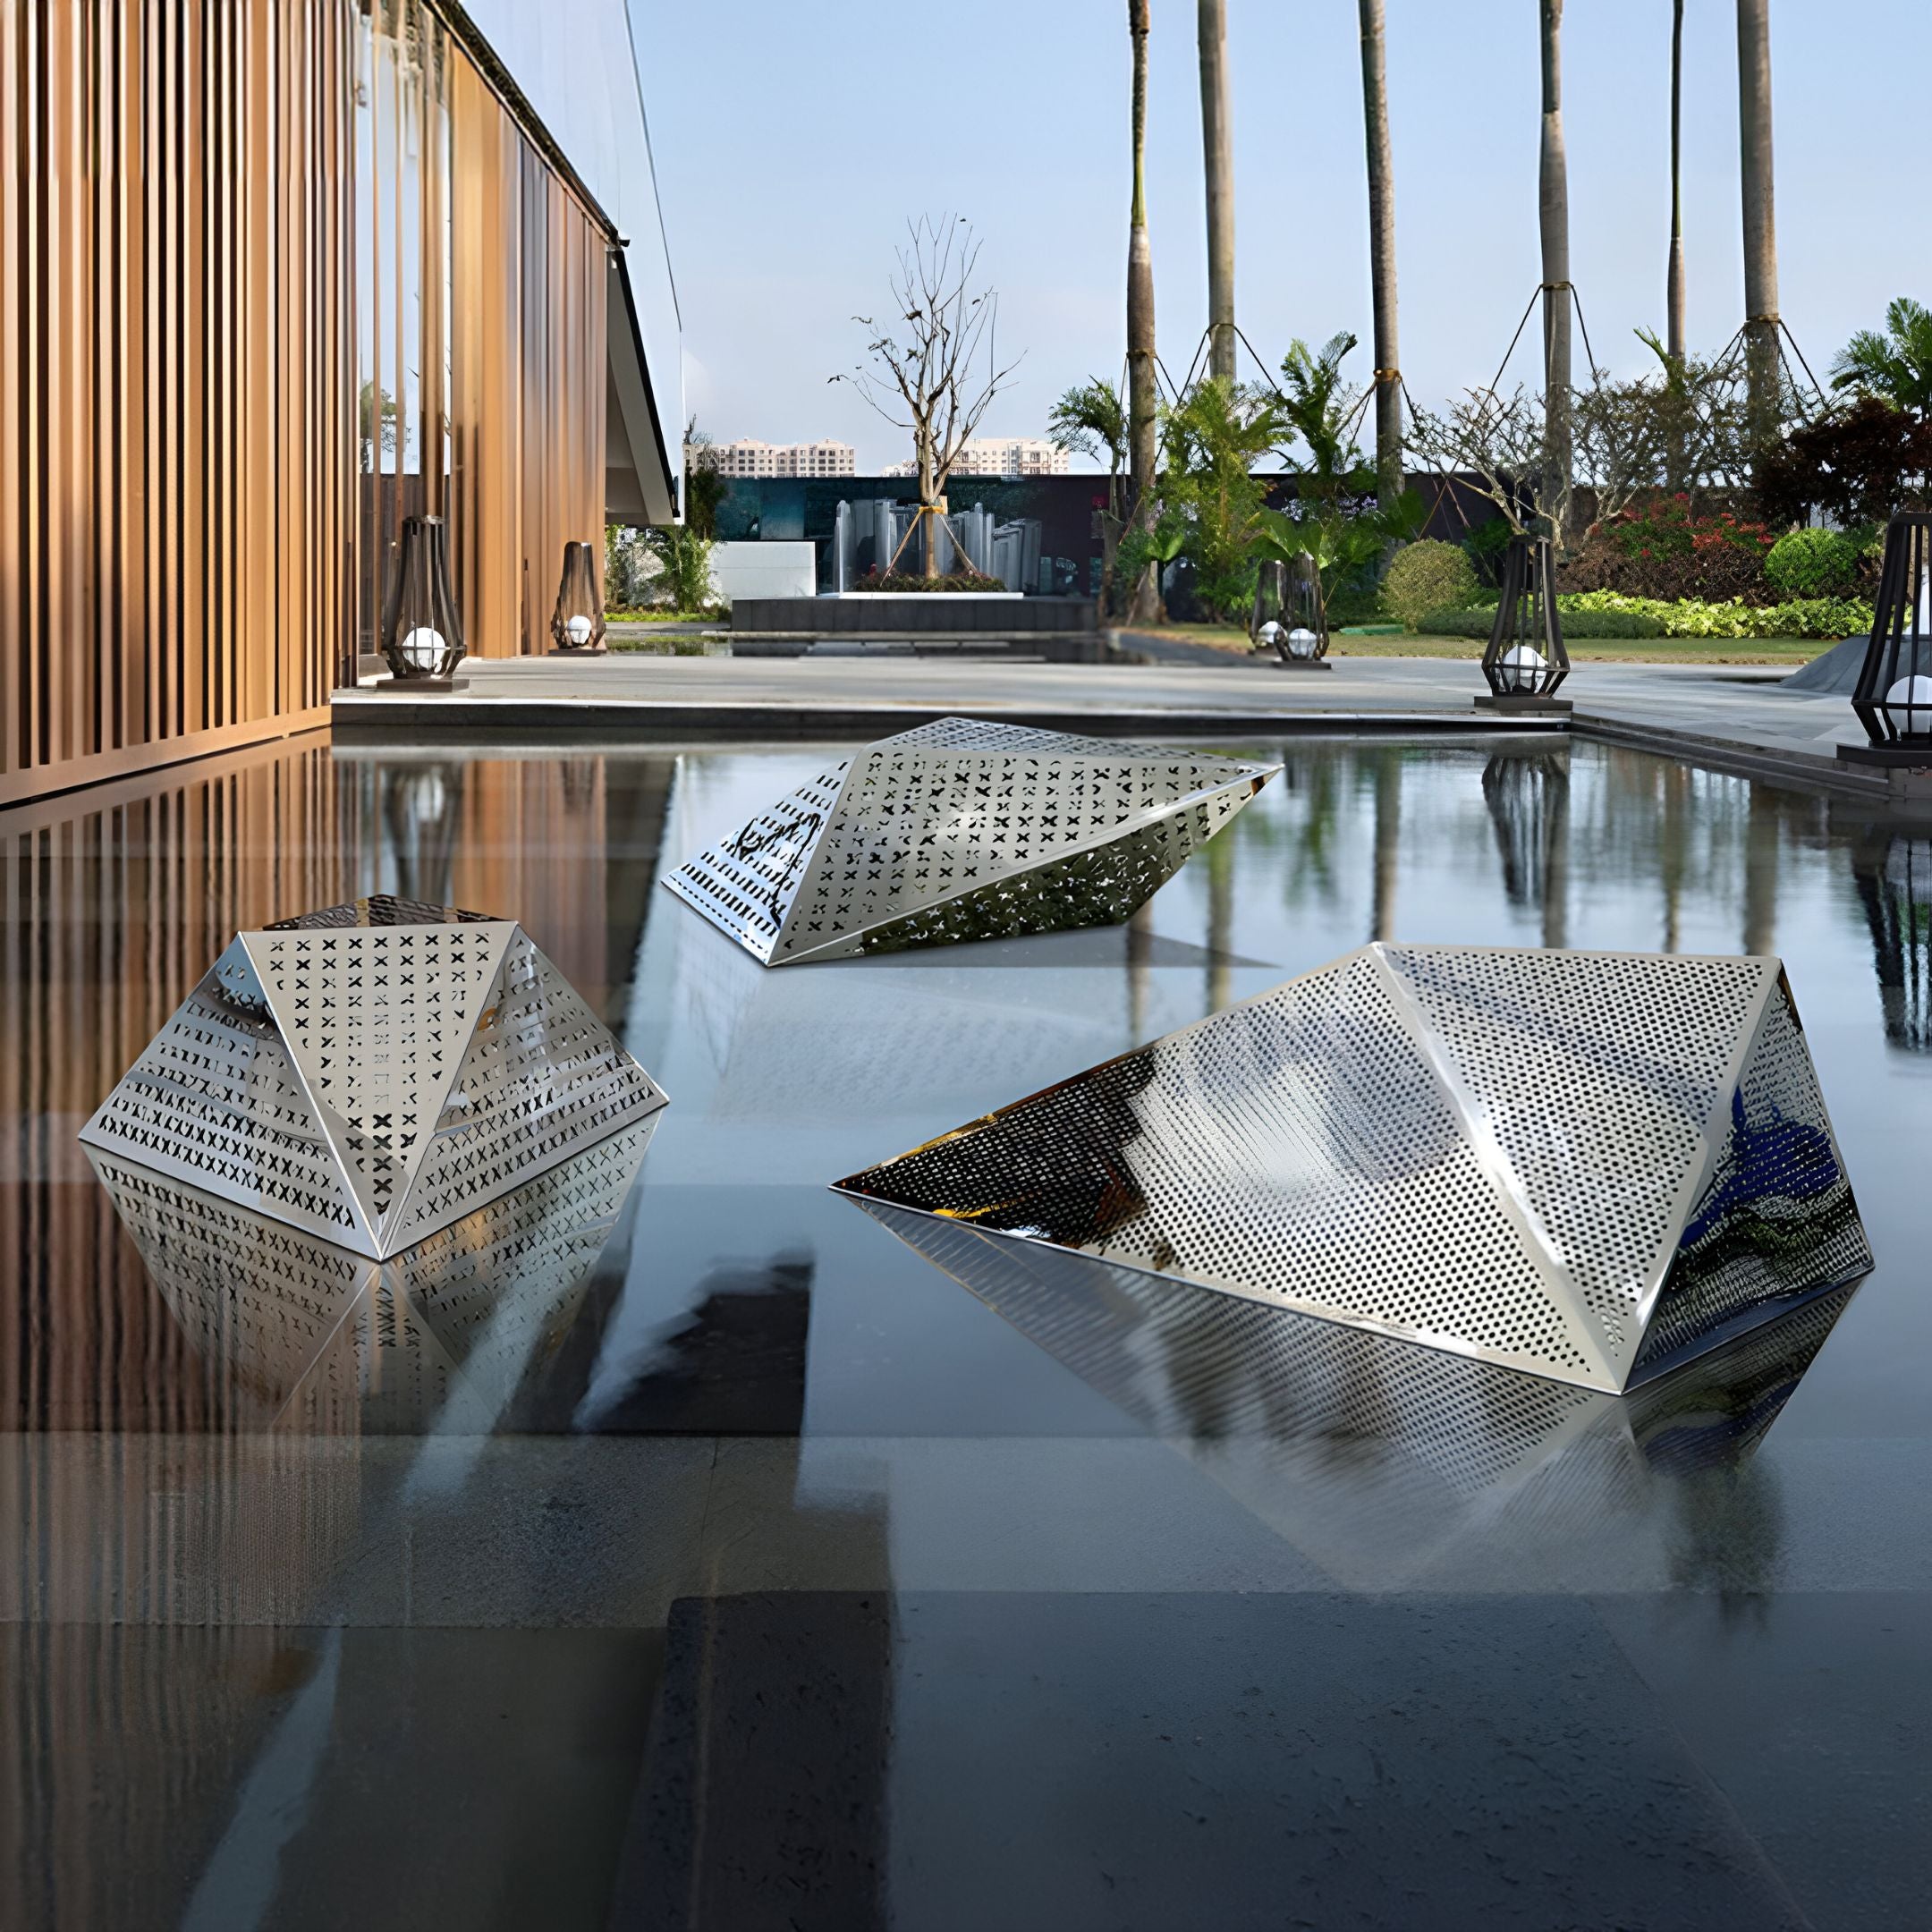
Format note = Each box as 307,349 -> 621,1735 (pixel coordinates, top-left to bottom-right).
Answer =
378,515 -> 465,686
549,540 -> 607,654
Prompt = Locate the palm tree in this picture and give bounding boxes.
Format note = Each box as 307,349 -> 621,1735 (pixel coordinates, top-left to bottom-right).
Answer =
1829,299 -> 1932,416
1737,0 -> 1781,446
1126,0 -> 1161,622
1666,0 -> 1686,363
1357,0 -> 1402,507
1199,0 -> 1235,382
1538,0 -> 1572,524
1048,377 -> 1129,606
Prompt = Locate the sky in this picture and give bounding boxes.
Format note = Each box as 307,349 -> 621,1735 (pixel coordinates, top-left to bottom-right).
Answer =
629,0 -> 1929,472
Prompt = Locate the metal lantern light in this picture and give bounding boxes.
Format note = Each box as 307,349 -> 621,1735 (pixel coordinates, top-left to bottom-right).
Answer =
1275,549 -> 1331,669
1479,535 -> 1570,711
1250,557 -> 1286,646
1851,513 -> 1932,750
549,540 -> 606,654
379,514 -> 465,685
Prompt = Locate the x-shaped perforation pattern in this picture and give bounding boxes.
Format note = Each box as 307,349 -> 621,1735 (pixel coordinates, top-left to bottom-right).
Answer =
78,940 -> 365,1244
665,716 -> 1275,965
254,919 -> 513,1239
384,933 -> 668,1251
82,900 -> 668,1258
837,945 -> 1870,1392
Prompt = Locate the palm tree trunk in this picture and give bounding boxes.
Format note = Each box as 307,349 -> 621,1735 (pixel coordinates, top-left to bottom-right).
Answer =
1666,0 -> 1686,363
1127,0 -> 1162,623
1358,0 -> 1402,508
1538,0 -> 1572,536
1737,0 -> 1781,448
1199,0 -> 1235,384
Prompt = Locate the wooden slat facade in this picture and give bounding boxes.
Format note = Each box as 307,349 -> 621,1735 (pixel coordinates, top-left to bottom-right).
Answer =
0,0 -> 614,806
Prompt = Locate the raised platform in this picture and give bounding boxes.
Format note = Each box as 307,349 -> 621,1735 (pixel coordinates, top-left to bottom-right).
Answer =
328,649 -> 1891,800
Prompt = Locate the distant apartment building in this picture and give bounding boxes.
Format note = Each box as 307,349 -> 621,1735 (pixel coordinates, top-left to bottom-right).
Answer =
880,437 -> 1070,479
704,438 -> 856,478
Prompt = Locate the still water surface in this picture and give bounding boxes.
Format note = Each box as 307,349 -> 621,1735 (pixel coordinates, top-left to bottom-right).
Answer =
3,733 -> 1926,1930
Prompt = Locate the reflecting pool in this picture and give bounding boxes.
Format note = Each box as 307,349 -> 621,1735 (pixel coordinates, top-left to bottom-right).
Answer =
3,733 -> 1928,1930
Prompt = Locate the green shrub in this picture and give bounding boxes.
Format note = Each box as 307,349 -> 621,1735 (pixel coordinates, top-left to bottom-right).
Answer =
1417,606 -> 1665,640
1765,527 -> 1864,598
1559,589 -> 1874,640
1382,539 -> 1479,630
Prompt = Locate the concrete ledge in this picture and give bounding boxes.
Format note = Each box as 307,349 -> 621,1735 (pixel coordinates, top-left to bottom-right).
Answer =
328,691 -> 1565,742
1572,708 -> 1886,798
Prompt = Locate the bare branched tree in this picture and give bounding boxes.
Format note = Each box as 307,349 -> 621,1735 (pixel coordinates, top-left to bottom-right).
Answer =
1409,347 -> 1760,554
834,215 -> 1021,576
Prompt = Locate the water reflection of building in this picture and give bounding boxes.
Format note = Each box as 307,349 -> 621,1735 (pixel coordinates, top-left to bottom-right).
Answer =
857,1202 -> 1852,1592
1849,831 -> 1932,1053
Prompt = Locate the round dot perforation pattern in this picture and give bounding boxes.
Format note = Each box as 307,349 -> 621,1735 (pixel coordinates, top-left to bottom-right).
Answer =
839,947 -> 1598,1379
1379,945 -> 1773,1365
837,945 -> 1868,1390
664,716 -> 1275,966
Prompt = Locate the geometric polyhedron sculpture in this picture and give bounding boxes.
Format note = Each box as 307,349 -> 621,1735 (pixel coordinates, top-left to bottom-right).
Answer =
835,945 -> 1871,1393
79,894 -> 668,1259
664,716 -> 1277,965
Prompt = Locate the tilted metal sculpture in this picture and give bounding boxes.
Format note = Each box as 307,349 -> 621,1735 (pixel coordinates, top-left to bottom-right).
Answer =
836,944 -> 1870,1393
665,716 -> 1277,965
80,894 -> 667,1259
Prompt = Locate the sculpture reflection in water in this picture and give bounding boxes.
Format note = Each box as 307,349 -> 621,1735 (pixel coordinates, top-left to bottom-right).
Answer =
85,1115 -> 659,1436
857,1199 -> 1852,1591
1481,747 -> 1571,943
1849,829 -> 1932,1053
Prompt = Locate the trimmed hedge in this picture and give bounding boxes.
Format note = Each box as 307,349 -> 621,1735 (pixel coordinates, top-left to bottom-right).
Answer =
1562,589 -> 1874,639
1417,606 -> 1666,640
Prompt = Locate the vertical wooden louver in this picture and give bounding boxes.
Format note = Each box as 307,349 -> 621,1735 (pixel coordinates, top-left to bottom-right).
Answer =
2,0 -> 617,806
0,0 -> 358,805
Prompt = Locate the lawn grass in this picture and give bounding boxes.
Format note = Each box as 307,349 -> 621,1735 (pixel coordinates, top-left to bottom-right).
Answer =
1132,622 -> 1828,668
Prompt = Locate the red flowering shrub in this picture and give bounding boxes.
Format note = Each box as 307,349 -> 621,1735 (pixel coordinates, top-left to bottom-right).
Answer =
1560,494 -> 1777,599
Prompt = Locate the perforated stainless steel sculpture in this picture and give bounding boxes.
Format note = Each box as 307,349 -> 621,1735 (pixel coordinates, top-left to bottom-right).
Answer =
80,895 -> 668,1259
665,716 -> 1277,965
836,945 -> 1871,1393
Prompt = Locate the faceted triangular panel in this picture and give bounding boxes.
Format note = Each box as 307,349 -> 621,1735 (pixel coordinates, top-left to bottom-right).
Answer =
835,945 -> 1871,1392
81,898 -> 667,1258
665,716 -> 1276,964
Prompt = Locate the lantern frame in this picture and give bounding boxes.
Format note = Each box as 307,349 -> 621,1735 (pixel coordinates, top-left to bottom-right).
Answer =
378,514 -> 466,686
1478,536 -> 1571,711
549,539 -> 608,654
1274,549 -> 1333,670
1849,512 -> 1932,751
1249,557 -> 1286,646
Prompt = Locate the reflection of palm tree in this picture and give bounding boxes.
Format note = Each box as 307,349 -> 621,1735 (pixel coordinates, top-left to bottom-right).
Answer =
1370,750 -> 1401,942
1204,823 -> 1234,1013
1742,789 -> 1779,957
1850,831 -> 1932,1053
1658,762 -> 1689,952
